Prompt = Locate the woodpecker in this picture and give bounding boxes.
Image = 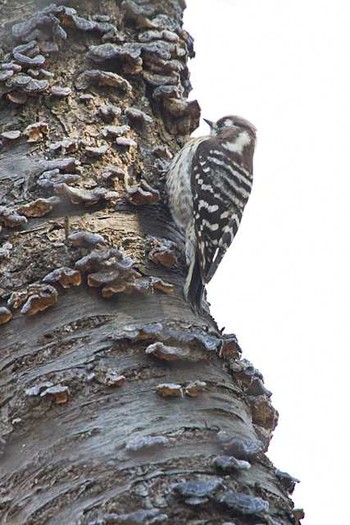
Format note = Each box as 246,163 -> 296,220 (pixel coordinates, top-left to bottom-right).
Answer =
166,115 -> 257,312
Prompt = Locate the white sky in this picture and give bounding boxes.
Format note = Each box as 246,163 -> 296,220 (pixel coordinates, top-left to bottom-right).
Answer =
185,2 -> 350,523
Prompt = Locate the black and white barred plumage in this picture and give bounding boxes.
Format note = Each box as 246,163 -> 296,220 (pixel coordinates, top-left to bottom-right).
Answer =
166,115 -> 256,311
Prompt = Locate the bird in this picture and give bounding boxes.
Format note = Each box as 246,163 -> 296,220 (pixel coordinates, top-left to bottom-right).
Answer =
166,115 -> 257,312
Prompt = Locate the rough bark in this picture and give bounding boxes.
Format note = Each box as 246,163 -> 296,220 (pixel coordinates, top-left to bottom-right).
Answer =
0,1 -> 302,524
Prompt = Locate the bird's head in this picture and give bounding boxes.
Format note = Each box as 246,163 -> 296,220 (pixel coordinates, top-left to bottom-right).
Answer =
204,115 -> 257,137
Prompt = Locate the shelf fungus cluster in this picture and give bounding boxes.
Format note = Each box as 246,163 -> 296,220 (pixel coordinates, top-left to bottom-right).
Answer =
91,367 -> 127,388
0,0 -> 200,248
126,434 -> 169,453
1,1 -> 199,136
172,478 -> 270,518
0,5 -> 122,104
25,382 -> 70,405
0,238 -> 176,323
74,246 -> 173,298
156,380 -> 207,398
0,206 -> 27,229
147,237 -> 177,268
0,306 -> 13,325
37,156 -> 118,208
229,359 -> 279,444
85,1 -> 200,135
8,283 -> 58,316
124,170 -> 160,205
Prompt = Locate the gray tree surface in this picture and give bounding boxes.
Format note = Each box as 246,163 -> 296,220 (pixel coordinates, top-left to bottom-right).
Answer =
0,1 -> 302,523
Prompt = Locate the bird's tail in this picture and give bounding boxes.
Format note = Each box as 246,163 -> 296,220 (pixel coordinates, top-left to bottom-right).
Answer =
184,250 -> 205,313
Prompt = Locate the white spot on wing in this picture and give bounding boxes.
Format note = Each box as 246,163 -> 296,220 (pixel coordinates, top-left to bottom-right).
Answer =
198,201 -> 219,213
202,219 -> 219,231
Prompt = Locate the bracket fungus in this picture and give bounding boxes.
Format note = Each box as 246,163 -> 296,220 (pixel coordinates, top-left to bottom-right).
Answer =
104,371 -> 126,388
275,469 -> 300,494
184,380 -> 207,397
37,169 -> 80,189
101,165 -> 126,184
85,144 -> 109,158
138,29 -> 180,44
245,377 -> 272,398
60,12 -> 115,36
23,121 -> 49,142
87,43 -> 143,75
125,107 -> 153,128
145,341 -> 190,361
49,139 -> 78,154
0,242 -> 12,260
74,248 -> 157,299
43,267 -> 82,289
75,69 -> 132,92
0,306 -> 13,325
218,433 -> 264,460
216,490 -> 269,516
213,455 -> 251,473
40,385 -> 70,404
156,383 -> 183,398
151,145 -> 173,159
5,73 -> 36,89
143,70 -> 178,87
88,266 -> 134,287
17,196 -> 60,218
229,358 -> 264,387
115,137 -> 137,148
293,508 -> 305,521
25,382 -> 69,404
22,78 -> 49,94
11,4 -> 116,45
1,130 -> 22,141
1,62 -> 22,72
148,238 -> 177,268
249,396 -> 279,431
219,333 -> 242,359
126,434 -> 169,452
12,40 -> 45,67
39,157 -> 81,174
148,277 -> 174,294
25,382 -> 54,397
93,368 -> 126,388
173,479 -> 224,503
125,175 -> 160,206
0,70 -> 14,85
20,284 -> 58,316
75,248 -> 127,273
54,184 -> 118,206
121,0 -> 159,30
98,104 -> 122,123
50,85 -> 71,97
68,231 -> 106,248
101,124 -> 131,139
6,91 -> 28,105
12,6 -> 68,42
7,284 -> 58,316
0,206 -> 27,228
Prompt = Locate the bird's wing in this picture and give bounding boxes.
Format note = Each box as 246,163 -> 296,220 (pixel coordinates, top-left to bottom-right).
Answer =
192,139 -> 251,283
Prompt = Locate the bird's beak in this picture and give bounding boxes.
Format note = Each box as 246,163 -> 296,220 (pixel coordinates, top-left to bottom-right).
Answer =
203,118 -> 214,129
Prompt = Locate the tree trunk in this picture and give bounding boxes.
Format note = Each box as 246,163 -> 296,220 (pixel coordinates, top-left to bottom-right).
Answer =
0,1 -> 302,524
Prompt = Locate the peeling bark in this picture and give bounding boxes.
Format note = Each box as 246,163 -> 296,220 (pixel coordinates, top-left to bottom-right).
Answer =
0,1 -> 302,524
